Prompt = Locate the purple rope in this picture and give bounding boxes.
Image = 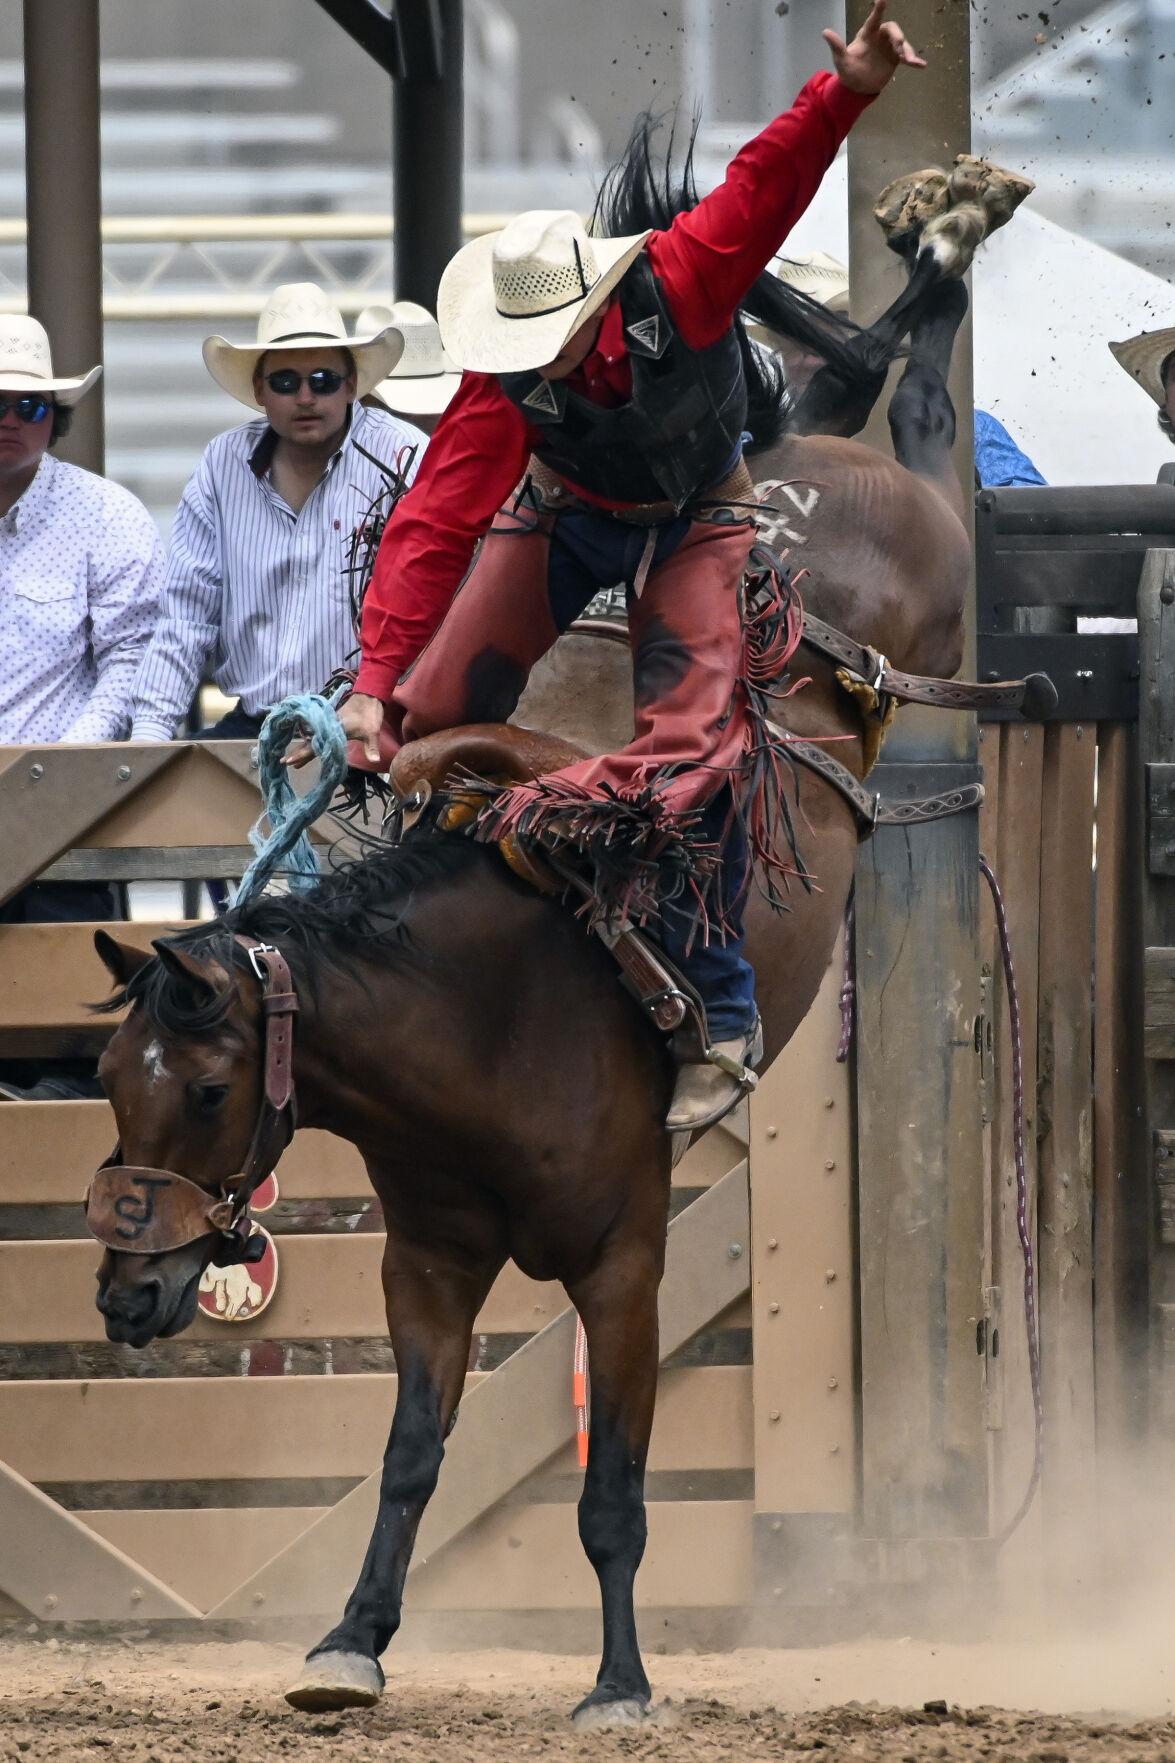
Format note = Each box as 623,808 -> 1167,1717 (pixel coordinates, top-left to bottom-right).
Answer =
980,852 -> 1044,1543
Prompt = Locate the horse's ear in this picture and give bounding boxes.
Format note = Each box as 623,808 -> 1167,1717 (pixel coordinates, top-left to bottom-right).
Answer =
94,931 -> 153,988
151,941 -> 232,999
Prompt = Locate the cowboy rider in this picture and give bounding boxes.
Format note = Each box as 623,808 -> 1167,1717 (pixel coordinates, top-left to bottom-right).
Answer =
321,2 -> 925,1132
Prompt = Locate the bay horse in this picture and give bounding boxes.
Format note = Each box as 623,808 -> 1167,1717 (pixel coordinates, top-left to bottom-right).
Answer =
88,162 -> 984,1723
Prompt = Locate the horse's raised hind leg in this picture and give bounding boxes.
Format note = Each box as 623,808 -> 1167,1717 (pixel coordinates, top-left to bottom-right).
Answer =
788,249 -> 943,438
285,1235 -> 503,1712
886,275 -> 970,518
563,1233 -> 664,1729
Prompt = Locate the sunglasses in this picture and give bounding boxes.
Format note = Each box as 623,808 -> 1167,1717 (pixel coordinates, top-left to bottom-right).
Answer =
0,395 -> 51,424
262,368 -> 347,397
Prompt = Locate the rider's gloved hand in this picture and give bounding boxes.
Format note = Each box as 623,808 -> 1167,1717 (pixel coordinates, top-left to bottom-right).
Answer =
823,0 -> 927,94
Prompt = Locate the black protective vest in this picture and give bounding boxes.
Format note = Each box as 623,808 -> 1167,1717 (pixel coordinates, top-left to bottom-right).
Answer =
497,254 -> 747,510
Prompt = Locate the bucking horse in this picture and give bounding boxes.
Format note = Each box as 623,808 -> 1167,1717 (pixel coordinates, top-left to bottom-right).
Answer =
84,148 -> 1036,1723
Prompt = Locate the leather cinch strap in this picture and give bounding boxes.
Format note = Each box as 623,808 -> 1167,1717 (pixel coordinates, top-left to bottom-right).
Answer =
800,610 -> 1058,720
784,735 -> 985,835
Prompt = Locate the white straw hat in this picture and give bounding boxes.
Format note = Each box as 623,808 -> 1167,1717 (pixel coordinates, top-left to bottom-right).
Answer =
437,210 -> 651,375
0,315 -> 101,405
202,282 -> 404,410
768,250 -> 851,313
1108,325 -> 1175,408
357,300 -> 462,416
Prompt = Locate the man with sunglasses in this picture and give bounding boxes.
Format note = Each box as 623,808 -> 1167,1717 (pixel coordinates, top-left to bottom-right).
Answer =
0,314 -> 162,1099
131,283 -> 425,742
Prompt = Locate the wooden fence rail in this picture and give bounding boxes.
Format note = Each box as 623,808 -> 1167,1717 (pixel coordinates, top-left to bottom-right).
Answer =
0,544 -> 1156,1637
0,740 -> 857,1628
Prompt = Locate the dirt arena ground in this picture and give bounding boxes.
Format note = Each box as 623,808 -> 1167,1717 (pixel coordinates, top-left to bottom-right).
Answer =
5,1632 -> 1175,1763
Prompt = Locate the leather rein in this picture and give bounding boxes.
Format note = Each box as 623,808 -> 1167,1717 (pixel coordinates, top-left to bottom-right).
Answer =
84,937 -> 298,1263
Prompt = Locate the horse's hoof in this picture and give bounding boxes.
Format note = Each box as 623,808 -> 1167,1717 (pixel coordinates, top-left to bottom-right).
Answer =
285,1650 -> 384,1712
949,153 -> 1035,232
573,1697 -> 649,1730
919,204 -> 988,278
873,168 -> 950,255
572,1695 -> 676,1731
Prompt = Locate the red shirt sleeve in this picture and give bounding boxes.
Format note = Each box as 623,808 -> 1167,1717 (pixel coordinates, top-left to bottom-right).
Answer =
354,371 -> 533,702
647,71 -> 873,351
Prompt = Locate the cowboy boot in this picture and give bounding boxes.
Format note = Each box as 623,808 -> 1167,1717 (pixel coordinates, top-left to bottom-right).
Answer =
666,1017 -> 764,1135
873,168 -> 951,259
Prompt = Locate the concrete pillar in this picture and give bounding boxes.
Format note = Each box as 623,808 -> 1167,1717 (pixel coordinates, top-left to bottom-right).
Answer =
844,1 -> 989,1543
23,0 -> 104,475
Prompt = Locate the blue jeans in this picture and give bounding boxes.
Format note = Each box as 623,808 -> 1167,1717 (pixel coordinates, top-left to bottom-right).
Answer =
656,792 -> 757,1043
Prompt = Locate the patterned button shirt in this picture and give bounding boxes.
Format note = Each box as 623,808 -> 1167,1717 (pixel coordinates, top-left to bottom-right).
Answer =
130,403 -> 426,739
0,452 -> 163,743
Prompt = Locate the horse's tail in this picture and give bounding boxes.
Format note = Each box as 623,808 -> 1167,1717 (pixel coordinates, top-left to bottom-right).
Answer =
591,111 -> 900,452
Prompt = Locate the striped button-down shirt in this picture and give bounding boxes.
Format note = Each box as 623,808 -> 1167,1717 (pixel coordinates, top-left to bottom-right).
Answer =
131,403 -> 426,739
0,451 -> 163,743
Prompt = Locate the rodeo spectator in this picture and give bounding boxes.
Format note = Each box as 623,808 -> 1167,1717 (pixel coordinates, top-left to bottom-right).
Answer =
1110,324 -> 1175,456
130,283 -> 427,741
0,314 -> 162,1100
766,252 -> 1046,486
357,301 -> 462,438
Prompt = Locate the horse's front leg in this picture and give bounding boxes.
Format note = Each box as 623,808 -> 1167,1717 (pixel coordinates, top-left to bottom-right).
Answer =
286,1231 -> 502,1711
564,1227 -> 664,1729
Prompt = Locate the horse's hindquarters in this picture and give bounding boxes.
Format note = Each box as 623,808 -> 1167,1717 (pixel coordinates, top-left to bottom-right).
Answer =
515,630 -> 633,756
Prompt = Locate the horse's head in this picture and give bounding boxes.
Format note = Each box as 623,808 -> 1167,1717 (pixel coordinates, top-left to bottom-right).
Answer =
89,930 -> 293,1347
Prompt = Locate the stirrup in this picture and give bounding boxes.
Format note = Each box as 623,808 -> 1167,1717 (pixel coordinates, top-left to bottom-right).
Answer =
701,1042 -> 761,1089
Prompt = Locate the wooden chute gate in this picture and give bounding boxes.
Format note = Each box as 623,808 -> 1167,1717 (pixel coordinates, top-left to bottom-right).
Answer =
0,486 -> 1167,1632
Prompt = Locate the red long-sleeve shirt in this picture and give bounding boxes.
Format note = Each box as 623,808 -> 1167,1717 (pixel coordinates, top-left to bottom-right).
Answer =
356,70 -> 872,702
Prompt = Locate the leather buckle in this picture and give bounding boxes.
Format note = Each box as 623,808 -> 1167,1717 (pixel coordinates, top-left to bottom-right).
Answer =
246,942 -> 279,984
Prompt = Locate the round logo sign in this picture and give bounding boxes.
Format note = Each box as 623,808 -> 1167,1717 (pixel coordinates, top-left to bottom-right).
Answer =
249,1173 -> 279,1214
197,1226 -> 279,1323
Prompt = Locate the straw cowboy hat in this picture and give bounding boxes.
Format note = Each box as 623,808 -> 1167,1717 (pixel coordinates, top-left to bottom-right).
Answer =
437,210 -> 651,375
203,282 -> 404,411
356,300 -> 462,416
1109,325 -> 1175,407
768,250 -> 851,313
0,315 -> 101,404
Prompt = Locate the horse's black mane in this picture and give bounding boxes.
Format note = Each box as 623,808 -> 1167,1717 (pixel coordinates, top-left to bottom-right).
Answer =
592,111 -> 874,451
95,833 -> 486,1034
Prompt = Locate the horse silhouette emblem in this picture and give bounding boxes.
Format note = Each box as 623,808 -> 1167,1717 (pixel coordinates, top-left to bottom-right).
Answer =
197,1226 -> 279,1323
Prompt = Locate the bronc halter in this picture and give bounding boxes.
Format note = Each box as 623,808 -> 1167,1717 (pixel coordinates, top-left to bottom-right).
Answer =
84,938 -> 298,1265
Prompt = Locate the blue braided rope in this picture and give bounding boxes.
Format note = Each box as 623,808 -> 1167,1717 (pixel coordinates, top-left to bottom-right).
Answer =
234,693 -> 348,907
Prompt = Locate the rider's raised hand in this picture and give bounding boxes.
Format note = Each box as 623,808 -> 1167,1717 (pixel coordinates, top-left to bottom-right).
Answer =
823,0 -> 926,94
